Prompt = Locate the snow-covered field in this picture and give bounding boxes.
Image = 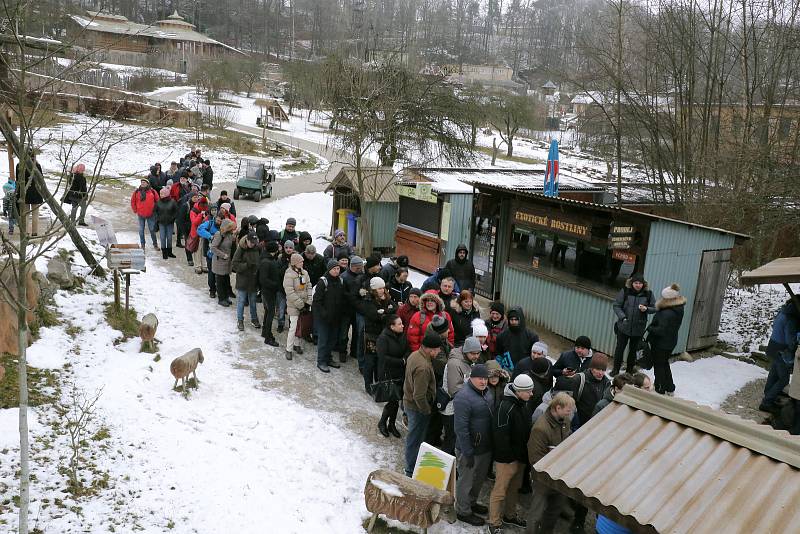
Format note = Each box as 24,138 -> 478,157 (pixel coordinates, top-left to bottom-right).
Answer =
718,282 -> 799,353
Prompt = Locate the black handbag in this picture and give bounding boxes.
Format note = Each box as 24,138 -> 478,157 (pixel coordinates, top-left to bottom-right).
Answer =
636,337 -> 654,370
434,386 -> 451,412
372,379 -> 401,403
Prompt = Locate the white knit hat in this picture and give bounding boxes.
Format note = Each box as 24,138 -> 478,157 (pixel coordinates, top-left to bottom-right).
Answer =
661,283 -> 681,299
512,374 -> 534,392
531,341 -> 549,357
369,277 -> 386,290
471,318 -> 488,337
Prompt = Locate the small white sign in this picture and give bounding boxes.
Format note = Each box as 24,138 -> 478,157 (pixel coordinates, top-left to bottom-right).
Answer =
90,215 -> 117,246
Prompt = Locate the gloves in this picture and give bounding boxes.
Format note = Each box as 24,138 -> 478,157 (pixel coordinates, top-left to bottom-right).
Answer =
359,288 -> 368,297
464,455 -> 475,468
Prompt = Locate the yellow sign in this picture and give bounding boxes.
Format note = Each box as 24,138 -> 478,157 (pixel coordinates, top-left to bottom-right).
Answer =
514,210 -> 589,239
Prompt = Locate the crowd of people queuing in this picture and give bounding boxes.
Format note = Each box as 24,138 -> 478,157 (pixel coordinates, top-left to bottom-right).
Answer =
126,148 -> 689,534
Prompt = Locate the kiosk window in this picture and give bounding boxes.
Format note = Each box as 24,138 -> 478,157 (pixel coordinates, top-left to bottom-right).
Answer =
399,197 -> 440,235
508,225 -> 638,297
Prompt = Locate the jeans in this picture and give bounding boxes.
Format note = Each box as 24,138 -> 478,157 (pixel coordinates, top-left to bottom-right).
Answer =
276,292 -> 287,327
206,256 -> 216,292
404,408 -> 431,477
490,461 -> 525,526
237,290 -> 258,322
652,347 -> 675,394
7,213 -> 15,233
455,451 -> 491,515
613,333 -> 641,374
315,317 -> 339,366
137,215 -> 157,247
261,293 -> 277,340
763,339 -> 791,405
158,223 -> 174,249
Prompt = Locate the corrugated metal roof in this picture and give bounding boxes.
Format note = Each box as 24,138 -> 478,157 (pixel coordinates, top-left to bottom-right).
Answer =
534,387 -> 800,534
405,167 -> 605,194
741,257 -> 800,285
474,182 -> 750,239
325,167 -> 399,202
70,11 -> 245,54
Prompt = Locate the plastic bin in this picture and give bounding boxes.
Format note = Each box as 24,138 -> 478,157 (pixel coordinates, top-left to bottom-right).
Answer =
336,208 -> 355,233
346,213 -> 358,246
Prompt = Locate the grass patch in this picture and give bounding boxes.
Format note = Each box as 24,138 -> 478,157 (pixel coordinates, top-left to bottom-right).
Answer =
283,152 -> 317,172
0,356 -> 60,408
29,300 -> 61,342
475,145 -> 544,165
198,129 -> 260,155
103,303 -> 139,341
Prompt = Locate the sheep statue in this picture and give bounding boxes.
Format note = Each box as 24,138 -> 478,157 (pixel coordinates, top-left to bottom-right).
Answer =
170,348 -> 204,392
138,313 -> 159,352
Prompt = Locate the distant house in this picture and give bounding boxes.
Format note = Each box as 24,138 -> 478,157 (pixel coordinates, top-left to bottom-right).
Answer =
66,10 -> 245,73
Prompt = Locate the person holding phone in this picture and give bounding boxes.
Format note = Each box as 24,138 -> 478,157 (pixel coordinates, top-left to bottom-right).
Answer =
552,336 -> 593,377
612,273 -> 656,375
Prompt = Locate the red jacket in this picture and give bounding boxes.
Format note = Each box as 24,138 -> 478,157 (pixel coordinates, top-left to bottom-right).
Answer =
406,291 -> 455,351
131,188 -> 158,218
170,182 -> 191,202
398,302 -> 417,333
189,207 -> 208,237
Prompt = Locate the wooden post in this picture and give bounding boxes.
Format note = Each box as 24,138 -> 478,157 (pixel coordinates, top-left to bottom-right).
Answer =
113,269 -> 120,309
124,272 -> 131,312
366,512 -> 378,533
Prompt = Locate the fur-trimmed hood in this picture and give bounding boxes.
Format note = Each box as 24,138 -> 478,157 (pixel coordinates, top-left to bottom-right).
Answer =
656,295 -> 686,310
419,290 -> 445,313
624,277 -> 649,291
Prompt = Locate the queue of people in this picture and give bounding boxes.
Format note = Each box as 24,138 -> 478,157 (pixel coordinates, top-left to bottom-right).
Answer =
128,162 -> 689,533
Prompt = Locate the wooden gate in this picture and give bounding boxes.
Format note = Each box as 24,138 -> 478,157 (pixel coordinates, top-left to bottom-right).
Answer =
687,249 -> 732,351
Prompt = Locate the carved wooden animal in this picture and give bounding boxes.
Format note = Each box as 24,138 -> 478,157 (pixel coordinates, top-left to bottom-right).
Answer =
170,348 -> 204,391
139,313 -> 158,352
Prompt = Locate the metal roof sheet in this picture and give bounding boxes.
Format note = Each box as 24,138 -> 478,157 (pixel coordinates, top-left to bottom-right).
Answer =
405,167 -> 606,194
741,257 -> 800,285
325,167 -> 399,202
473,182 -> 750,239
534,387 -> 800,534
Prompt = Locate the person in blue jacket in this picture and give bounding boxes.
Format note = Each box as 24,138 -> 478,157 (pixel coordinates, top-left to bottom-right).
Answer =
197,215 -> 219,299
760,300 -> 799,412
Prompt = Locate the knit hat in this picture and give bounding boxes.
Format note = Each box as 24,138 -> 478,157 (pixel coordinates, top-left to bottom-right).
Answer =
470,364 -> 489,379
365,254 -> 381,270
165,179 -> 173,188
286,217 -> 297,226
159,187 -> 171,198
266,241 -> 280,254
430,315 -> 449,334
246,229 -> 258,245
220,202 -> 231,212
349,255 -> 364,267
531,341 -> 549,357
575,336 -> 592,350
630,272 -> 645,284
530,358 -> 550,375
471,319 -> 488,338
589,353 -> 609,371
486,360 -> 501,373
409,288 -> 422,297
396,255 -> 409,267
305,244 -> 316,255
334,229 -> 345,238
462,336 -> 482,354
247,215 -> 260,225
369,277 -> 385,290
490,301 -> 505,316
284,240 -> 295,250
422,330 -> 441,348
326,258 -> 340,271
290,253 -> 304,267
512,374 -> 534,392
661,283 -> 681,299
554,375 -> 575,392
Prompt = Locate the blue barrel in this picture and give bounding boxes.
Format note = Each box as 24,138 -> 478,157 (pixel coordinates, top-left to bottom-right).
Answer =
346,213 -> 358,246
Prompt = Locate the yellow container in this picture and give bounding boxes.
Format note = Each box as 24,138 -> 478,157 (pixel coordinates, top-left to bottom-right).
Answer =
336,208 -> 355,232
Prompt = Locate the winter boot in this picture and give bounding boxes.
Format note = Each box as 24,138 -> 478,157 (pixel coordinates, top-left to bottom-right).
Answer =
161,248 -> 168,259
237,320 -> 245,331
210,289 -> 216,299
328,360 -> 341,369
264,337 -> 279,347
285,350 -> 293,361
317,363 -> 330,373
167,247 -> 176,258
378,415 -> 390,438
387,417 -> 401,438
293,345 -> 303,355
251,319 -> 261,329
338,352 -> 347,363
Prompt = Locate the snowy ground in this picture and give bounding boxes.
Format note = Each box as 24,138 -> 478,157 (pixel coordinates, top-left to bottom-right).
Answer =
718,282 -> 799,353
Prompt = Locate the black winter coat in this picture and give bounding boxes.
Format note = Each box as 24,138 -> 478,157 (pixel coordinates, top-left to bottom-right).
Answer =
492,385 -> 532,464
202,166 -> 213,188
512,357 -> 554,408
258,253 -> 284,297
176,198 -> 192,234
376,326 -> 410,381
154,198 -> 178,225
613,279 -> 657,337
303,252 -> 326,285
312,273 -> 346,324
573,370 -> 610,428
444,244 -> 476,290
388,278 -> 412,303
232,241 -> 260,293
552,349 -> 592,377
16,161 -> 44,205
357,294 -> 398,339
647,298 -> 686,352
341,269 -> 364,312
495,307 -> 539,367
64,173 -> 87,204
450,305 -> 480,347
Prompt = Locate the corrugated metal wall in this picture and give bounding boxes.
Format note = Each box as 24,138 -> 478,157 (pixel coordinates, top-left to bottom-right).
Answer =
359,201 -> 399,250
501,266 -> 619,354
440,193 -> 474,265
644,220 -> 735,353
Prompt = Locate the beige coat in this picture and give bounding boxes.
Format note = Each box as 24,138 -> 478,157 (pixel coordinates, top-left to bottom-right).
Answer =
403,349 -> 436,415
283,266 -> 312,316
791,347 -> 800,400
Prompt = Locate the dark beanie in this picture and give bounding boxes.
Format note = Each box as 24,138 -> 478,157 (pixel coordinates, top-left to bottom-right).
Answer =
530,358 -> 550,375
365,254 -> 381,270
575,336 -> 592,350
326,258 -> 339,271
470,364 -> 489,378
554,376 -> 575,392
430,315 -> 449,334
590,353 -> 609,371
630,272 -> 645,284
422,330 -> 441,348
490,301 -> 505,316
266,241 -> 280,253
409,288 -> 422,297
396,255 -> 409,267
336,250 -> 350,260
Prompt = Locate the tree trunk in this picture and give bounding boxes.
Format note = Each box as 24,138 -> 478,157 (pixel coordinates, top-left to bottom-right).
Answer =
17,257 -> 29,534
506,136 -> 513,157
491,138 -> 498,165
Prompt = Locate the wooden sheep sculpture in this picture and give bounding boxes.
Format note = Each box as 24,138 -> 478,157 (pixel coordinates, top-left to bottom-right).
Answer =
170,348 -> 204,391
364,468 -> 454,533
139,313 -> 159,352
